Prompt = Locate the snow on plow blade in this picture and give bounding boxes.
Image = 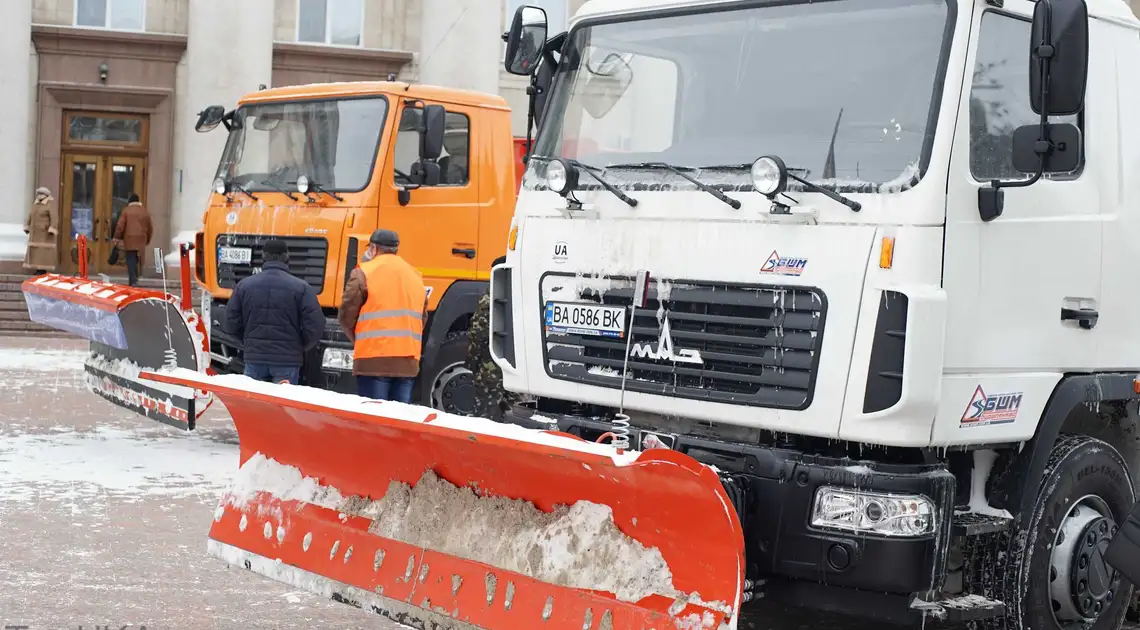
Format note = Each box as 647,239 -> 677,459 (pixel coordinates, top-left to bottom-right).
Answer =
143,368 -> 746,630
22,274 -> 211,430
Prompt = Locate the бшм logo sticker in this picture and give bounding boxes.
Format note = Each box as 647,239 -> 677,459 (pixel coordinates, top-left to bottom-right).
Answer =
760,250 -> 808,276
960,385 -> 1022,427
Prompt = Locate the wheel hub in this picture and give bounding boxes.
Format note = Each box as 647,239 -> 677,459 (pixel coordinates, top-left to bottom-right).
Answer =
430,362 -> 474,416
1050,496 -> 1121,625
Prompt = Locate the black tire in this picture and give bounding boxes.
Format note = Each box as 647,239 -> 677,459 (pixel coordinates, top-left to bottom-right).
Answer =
418,331 -> 474,416
975,434 -> 1134,630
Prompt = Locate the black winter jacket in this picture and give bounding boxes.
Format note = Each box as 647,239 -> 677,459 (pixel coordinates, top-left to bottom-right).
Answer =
224,261 -> 325,367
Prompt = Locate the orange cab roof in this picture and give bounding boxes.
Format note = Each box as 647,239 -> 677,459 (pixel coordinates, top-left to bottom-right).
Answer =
238,81 -> 511,111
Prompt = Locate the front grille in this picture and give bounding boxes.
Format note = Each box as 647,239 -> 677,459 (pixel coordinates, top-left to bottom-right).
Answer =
540,273 -> 827,410
215,234 -> 328,293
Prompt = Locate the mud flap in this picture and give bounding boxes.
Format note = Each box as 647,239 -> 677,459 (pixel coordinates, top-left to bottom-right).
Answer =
23,274 -> 212,430
143,368 -> 746,630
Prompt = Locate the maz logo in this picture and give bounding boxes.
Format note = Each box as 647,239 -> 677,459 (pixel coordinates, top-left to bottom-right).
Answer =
630,317 -> 703,364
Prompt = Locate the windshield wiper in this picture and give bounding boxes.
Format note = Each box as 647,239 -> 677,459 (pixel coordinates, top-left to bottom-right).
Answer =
233,181 -> 259,202
309,180 -> 344,202
603,162 -> 740,209
260,180 -> 298,201
700,162 -> 861,212
531,156 -> 638,207
783,166 -> 861,212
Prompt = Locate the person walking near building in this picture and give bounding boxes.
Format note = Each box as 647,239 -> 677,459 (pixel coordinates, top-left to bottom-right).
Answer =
23,187 -> 58,275
225,239 -> 325,385
112,193 -> 153,286
338,229 -> 428,403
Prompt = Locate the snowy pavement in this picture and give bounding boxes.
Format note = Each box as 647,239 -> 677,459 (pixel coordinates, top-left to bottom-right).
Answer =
0,336 -> 1043,630
0,338 -> 399,629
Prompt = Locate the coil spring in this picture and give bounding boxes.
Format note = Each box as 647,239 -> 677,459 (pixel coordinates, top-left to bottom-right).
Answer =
611,413 -> 631,451
163,346 -> 178,369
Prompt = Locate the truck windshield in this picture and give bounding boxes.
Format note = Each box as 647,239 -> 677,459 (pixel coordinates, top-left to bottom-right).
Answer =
530,0 -> 951,193
215,96 -> 389,194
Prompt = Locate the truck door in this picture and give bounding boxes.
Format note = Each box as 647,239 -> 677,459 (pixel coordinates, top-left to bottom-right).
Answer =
379,99 -> 481,304
943,2 -> 1102,374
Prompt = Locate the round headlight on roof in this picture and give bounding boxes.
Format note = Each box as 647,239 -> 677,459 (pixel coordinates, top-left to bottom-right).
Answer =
545,159 -> 578,196
296,175 -> 310,194
212,177 -> 227,195
751,156 -> 788,196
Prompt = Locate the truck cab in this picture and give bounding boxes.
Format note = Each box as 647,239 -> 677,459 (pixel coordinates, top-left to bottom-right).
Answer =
495,0 -> 1140,625
192,82 -> 517,414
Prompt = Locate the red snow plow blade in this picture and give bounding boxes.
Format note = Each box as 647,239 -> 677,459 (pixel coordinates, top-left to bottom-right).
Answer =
143,368 -> 746,630
21,241 -> 211,430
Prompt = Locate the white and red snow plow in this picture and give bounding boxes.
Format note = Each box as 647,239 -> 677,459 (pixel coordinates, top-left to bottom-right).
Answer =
142,367 -> 746,629
21,236 -> 213,429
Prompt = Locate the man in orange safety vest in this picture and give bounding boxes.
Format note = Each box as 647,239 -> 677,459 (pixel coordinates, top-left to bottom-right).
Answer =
338,229 -> 428,403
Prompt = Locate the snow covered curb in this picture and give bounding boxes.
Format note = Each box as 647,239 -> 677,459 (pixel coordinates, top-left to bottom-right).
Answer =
186,370 -> 641,466
222,453 -> 679,604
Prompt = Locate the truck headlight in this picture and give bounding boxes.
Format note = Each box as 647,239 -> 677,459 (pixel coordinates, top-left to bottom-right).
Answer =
810,486 -> 935,537
322,348 -> 353,371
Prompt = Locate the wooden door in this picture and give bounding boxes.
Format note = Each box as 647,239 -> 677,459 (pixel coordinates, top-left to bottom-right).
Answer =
60,154 -> 146,275
104,156 -> 147,275
61,154 -> 101,274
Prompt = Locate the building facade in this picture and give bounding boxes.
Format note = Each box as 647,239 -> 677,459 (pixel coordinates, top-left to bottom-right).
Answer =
2,0 -> 584,275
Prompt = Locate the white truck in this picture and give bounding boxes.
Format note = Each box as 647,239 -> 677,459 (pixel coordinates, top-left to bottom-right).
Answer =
494,0 -> 1140,626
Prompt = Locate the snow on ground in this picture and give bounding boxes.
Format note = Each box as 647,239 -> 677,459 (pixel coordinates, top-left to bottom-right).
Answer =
0,338 -> 408,629
0,425 -> 234,503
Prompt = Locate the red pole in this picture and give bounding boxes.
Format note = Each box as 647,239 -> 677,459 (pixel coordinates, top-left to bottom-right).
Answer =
180,243 -> 192,311
77,235 -> 88,280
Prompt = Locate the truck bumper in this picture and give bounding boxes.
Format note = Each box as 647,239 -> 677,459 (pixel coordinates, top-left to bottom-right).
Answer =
501,405 -> 958,620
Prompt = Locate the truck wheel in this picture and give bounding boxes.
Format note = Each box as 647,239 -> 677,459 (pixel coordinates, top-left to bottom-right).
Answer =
422,332 -> 474,416
978,435 -> 1134,630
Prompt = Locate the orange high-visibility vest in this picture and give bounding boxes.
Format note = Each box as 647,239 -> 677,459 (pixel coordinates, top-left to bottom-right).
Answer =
354,254 -> 426,361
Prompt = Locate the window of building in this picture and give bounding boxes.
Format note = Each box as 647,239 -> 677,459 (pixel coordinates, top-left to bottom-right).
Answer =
75,0 -> 145,31
298,0 -> 364,47
506,0 -> 567,32
394,109 -> 472,187
968,11 -> 1083,181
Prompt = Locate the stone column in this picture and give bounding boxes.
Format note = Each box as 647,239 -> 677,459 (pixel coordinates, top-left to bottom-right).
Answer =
418,0 -> 501,95
0,0 -> 33,264
169,0 -> 274,265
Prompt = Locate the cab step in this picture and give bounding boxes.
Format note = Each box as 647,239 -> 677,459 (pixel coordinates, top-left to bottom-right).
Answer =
910,594 -> 1006,622
952,510 -> 1014,536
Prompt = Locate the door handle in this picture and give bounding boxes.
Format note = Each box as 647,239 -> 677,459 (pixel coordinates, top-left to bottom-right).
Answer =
1061,307 -> 1099,329
452,247 -> 476,259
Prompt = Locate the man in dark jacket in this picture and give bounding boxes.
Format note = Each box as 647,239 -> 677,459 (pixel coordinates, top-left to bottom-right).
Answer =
224,239 -> 325,384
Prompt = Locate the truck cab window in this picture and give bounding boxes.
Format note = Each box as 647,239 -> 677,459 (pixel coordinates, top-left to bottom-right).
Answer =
969,11 -> 1084,181
394,109 -> 472,187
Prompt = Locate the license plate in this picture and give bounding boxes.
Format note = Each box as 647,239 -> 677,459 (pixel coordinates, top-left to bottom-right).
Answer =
218,247 -> 252,264
544,301 -> 625,338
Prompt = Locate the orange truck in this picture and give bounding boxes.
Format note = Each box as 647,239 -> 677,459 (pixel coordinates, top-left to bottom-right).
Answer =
189,81 -> 523,415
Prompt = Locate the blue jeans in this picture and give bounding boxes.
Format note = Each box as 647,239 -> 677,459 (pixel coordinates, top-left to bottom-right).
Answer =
244,363 -> 301,385
357,376 -> 415,403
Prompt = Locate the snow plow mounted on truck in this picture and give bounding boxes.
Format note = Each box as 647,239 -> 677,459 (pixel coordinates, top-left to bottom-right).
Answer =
22,81 -> 526,429
492,0 -> 1140,626
193,81 -> 522,417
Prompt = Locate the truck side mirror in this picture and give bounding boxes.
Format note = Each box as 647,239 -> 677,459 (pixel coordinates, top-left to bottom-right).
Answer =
195,105 -> 226,133
979,0 -> 1088,222
420,104 -> 445,162
504,6 -> 548,76
1030,0 -> 1088,116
